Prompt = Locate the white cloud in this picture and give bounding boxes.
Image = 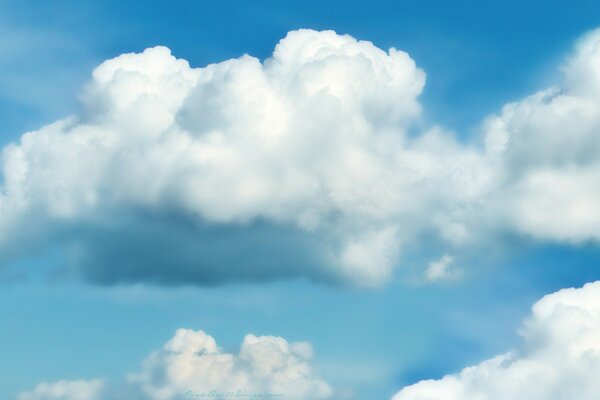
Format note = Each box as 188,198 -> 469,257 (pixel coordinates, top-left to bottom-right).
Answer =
2,27 -> 600,286
480,28 -> 600,243
392,281 -> 600,400
17,379 -> 104,400
17,330 -> 332,400
425,255 -> 460,282
0,29 -> 480,286
130,329 -> 332,400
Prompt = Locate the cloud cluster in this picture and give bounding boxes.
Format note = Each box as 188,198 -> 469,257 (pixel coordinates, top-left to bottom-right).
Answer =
20,281 -> 600,400
392,280 -> 600,400
2,28 -> 600,286
17,330 -> 331,400
131,329 -> 332,400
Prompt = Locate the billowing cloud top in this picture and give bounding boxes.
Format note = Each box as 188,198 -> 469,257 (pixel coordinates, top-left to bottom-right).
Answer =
392,280 -> 600,400
131,329 -> 331,400
2,28 -> 600,286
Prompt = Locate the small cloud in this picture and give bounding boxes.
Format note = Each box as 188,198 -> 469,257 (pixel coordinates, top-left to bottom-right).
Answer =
17,379 -> 104,400
425,255 -> 461,282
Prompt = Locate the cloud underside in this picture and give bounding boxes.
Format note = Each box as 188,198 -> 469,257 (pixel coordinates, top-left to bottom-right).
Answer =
2,28 -> 600,286
392,280 -> 600,400
17,330 -> 332,400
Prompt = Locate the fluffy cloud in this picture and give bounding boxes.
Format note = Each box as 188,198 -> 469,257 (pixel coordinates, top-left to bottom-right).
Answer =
0,28 -> 480,287
392,280 -> 600,400
17,379 -> 104,400
130,329 -> 332,400
2,28 -> 600,286
17,330 -> 331,400
483,29 -> 600,242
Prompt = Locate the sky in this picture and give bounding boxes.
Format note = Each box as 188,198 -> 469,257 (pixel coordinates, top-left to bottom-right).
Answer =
2,1 -> 600,400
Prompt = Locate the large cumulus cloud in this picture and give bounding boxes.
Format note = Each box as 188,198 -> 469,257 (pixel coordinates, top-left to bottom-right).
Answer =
2,28 -> 600,286
17,330 -> 331,400
392,280 -> 600,400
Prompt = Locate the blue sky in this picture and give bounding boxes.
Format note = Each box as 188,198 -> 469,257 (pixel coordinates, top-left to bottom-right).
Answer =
2,1 -> 600,400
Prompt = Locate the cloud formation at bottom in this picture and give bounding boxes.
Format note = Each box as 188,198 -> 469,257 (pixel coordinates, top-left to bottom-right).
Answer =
392,281 -> 600,400
19,281 -> 600,400
17,330 -> 332,400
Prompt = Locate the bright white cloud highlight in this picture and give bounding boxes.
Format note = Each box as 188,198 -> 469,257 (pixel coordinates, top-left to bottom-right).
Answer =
392,280 -> 600,400
18,330 -> 331,400
2,27 -> 600,286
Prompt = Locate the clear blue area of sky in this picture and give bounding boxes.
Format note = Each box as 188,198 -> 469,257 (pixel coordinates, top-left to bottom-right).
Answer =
1,1 -> 600,399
